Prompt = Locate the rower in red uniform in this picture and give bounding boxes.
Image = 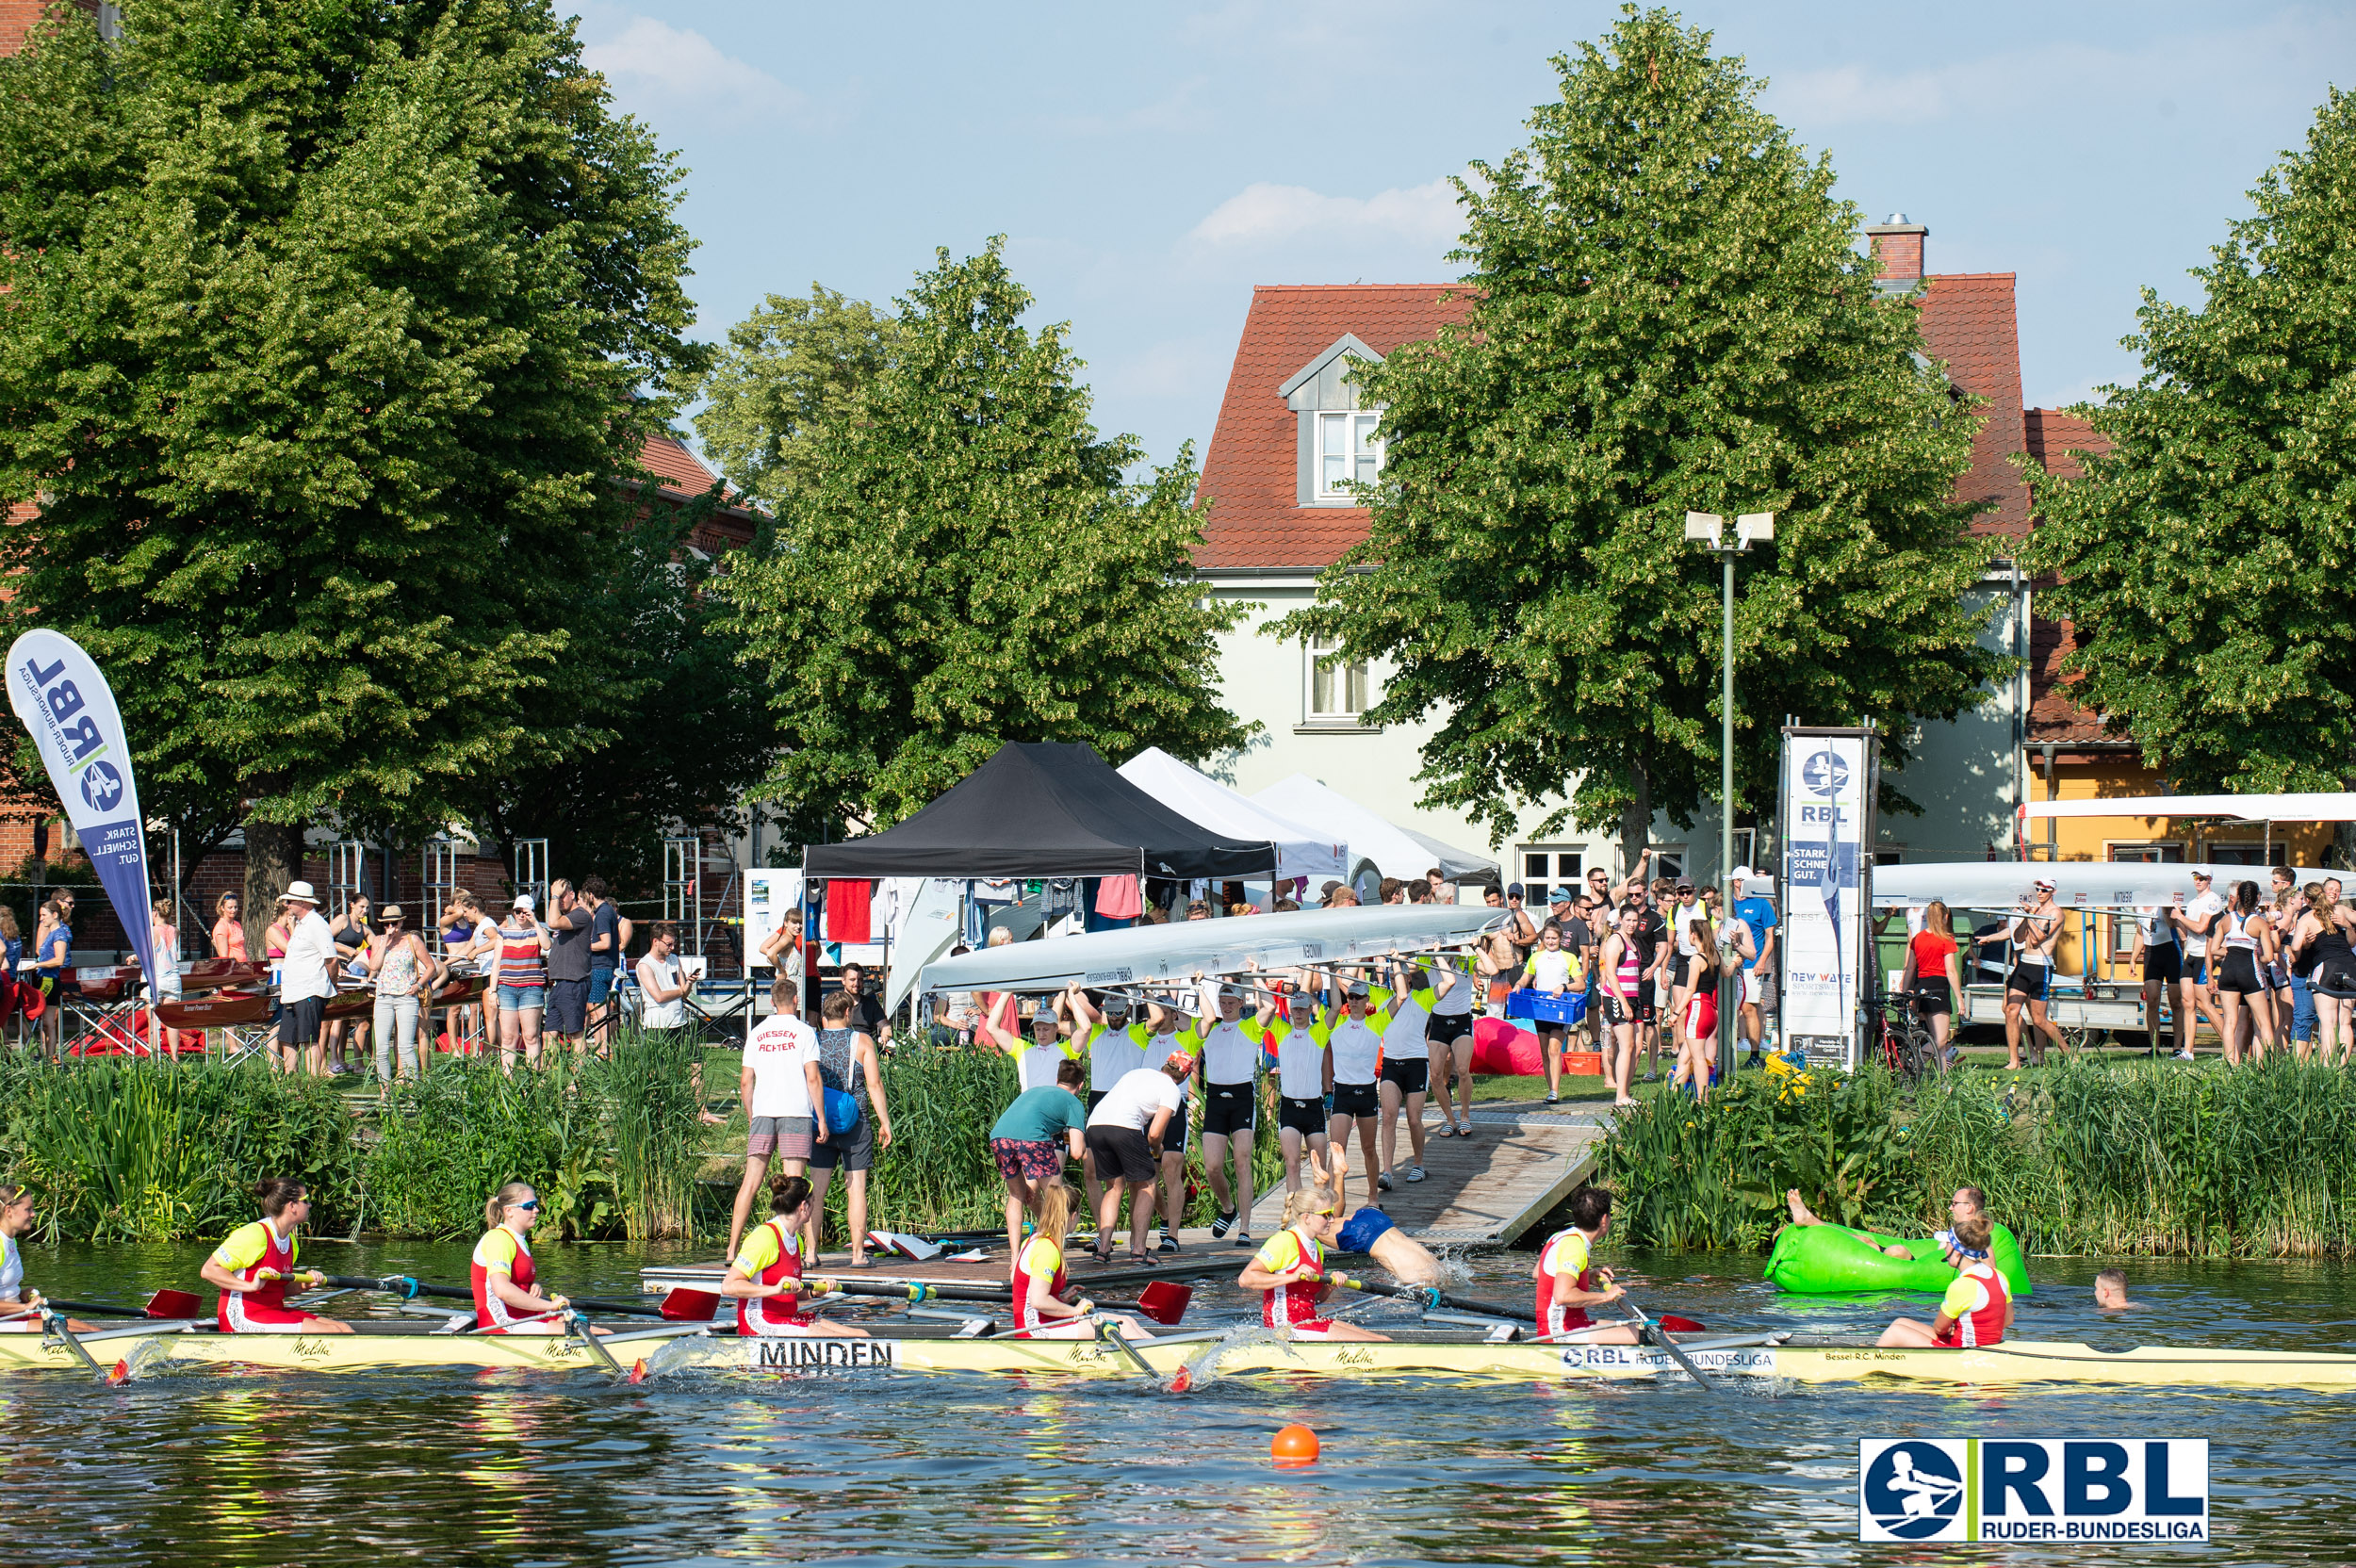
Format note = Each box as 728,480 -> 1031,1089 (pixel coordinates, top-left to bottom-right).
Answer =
1877,1215 -> 2014,1348
200,1178 -> 352,1334
1236,1149 -> 1387,1343
470,1182 -> 607,1335
719,1172 -> 867,1339
1531,1184 -> 1639,1343
1006,1177 -> 1143,1340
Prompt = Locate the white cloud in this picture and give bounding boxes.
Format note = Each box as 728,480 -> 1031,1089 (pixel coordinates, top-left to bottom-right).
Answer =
1767,15 -> 2356,130
1186,176 -> 1463,249
581,17 -> 805,121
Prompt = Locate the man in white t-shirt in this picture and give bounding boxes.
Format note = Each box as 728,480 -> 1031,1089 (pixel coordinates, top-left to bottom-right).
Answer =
2168,870 -> 2231,1062
1085,1056 -> 1193,1263
635,922 -> 691,1033
728,978 -> 818,1261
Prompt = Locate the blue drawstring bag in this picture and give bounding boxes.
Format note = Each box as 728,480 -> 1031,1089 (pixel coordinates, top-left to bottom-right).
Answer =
822,1086 -> 862,1136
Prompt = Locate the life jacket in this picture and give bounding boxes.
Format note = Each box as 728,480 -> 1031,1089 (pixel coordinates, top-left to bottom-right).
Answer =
470,1227 -> 538,1331
1536,1226 -> 1597,1334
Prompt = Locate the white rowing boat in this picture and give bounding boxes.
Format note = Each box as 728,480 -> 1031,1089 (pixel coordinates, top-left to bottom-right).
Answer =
921,905 -> 1504,995
10,1322 -> 2356,1389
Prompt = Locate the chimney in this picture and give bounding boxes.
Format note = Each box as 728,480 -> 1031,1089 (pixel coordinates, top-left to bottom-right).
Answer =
1864,212 -> 1927,283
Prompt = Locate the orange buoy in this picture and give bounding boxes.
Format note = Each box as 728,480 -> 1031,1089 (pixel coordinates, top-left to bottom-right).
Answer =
1270,1423 -> 1319,1466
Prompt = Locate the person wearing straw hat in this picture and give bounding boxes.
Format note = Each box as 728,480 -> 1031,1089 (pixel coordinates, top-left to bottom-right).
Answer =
277,881 -> 338,1075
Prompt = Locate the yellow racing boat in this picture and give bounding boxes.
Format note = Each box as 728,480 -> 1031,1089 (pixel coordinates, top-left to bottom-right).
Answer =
8,1320 -> 2356,1389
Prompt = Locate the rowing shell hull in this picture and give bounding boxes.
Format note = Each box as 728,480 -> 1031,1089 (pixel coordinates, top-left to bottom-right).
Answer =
9,1330 -> 2356,1389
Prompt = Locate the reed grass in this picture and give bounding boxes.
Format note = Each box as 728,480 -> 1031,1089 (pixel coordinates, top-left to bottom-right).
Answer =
1599,1056 -> 2356,1258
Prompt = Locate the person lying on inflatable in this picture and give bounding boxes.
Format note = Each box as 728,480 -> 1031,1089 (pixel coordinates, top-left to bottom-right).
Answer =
1769,1184 -> 2034,1298
1786,1184 -> 1985,1259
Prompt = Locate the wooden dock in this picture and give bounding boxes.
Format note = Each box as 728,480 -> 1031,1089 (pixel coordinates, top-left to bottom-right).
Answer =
646,1103 -> 1605,1297
1239,1102 -> 1604,1246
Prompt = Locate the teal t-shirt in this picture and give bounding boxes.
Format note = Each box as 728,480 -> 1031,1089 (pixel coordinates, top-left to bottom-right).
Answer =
990,1086 -> 1088,1146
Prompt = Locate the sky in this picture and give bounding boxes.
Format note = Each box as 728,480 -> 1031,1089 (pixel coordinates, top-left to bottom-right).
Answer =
571,0 -> 2354,477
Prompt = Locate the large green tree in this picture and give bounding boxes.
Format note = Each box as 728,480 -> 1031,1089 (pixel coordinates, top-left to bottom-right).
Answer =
0,0 -> 703,936
722,240 -> 1251,829
690,285 -> 902,514
2024,90 -> 2356,813
1277,8 -> 2002,866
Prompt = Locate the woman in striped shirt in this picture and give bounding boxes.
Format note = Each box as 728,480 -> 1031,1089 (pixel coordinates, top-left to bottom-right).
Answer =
495,893 -> 552,1073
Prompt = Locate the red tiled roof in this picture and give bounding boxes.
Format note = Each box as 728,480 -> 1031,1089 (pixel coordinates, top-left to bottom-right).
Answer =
2023,406 -> 2107,482
1194,286 -> 1471,570
1913,273 -> 2031,539
640,433 -> 726,500
2021,407 -> 2120,746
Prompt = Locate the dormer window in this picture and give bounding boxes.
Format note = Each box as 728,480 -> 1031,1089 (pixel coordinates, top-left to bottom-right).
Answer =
1282,332 -> 1386,509
1318,411 -> 1383,498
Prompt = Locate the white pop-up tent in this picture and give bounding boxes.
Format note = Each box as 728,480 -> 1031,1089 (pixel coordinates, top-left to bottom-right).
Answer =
1250,774 -> 1499,884
1117,748 -> 1351,884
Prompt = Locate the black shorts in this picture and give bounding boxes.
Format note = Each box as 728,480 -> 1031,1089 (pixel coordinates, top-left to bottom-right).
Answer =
279,993 -> 324,1047
1086,1088 -> 1108,1116
1329,1081 -> 1379,1119
2315,962 -> 2356,1001
807,1112 -> 875,1172
1203,1081 -> 1256,1138
2217,950 -> 2266,995
2005,965 -> 2049,1001
546,976 -> 590,1034
2142,943 -> 2184,985
1912,978 -> 1953,1017
1424,1010 -> 1471,1045
1600,993 -> 1634,1027
1379,1055 -> 1428,1094
1161,1097 -> 1190,1156
1085,1125 -> 1156,1184
1278,1095 -> 1327,1137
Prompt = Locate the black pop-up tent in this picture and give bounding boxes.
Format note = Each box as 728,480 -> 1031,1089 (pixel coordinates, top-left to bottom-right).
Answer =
802,742 -> 1278,879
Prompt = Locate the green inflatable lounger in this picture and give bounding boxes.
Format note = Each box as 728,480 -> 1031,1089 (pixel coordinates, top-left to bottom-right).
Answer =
1763,1222 -> 2033,1298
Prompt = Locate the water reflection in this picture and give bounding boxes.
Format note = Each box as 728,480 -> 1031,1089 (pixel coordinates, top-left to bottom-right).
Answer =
3,1245 -> 2354,1564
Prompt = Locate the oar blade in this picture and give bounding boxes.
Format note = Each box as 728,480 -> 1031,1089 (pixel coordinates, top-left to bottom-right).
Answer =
146,1290 -> 204,1320
1135,1280 -> 1191,1327
1659,1315 -> 1707,1334
659,1288 -> 724,1322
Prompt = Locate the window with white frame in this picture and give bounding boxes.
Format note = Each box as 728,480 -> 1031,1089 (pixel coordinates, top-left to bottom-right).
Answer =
1305,635 -> 1370,721
1317,410 -> 1383,498
1519,847 -> 1584,906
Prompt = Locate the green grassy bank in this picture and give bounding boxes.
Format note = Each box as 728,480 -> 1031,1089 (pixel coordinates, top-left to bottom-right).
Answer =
1597,1055 -> 2356,1258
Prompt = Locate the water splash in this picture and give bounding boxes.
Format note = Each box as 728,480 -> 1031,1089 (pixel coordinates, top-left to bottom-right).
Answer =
1170,1321 -> 1290,1389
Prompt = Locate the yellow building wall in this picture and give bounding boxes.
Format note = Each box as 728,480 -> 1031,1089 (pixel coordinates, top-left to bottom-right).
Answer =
2021,760 -> 2337,981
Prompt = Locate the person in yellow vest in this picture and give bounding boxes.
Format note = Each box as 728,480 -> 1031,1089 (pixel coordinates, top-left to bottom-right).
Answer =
721,1172 -> 867,1338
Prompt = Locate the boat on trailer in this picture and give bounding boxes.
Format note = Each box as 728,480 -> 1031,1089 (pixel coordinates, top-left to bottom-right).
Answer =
10,1320 -> 2356,1389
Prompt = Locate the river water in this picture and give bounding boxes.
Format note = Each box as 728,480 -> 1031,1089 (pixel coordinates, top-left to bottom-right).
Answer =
3,1239 -> 2350,1566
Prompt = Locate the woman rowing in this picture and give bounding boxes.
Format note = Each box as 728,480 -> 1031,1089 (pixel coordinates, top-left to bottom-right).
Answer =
1236,1148 -> 1388,1343
199,1178 -> 352,1333
1876,1215 -> 2013,1348
1008,1175 -> 1145,1340
719,1172 -> 868,1339
472,1182 -> 608,1334
0,1184 -> 95,1332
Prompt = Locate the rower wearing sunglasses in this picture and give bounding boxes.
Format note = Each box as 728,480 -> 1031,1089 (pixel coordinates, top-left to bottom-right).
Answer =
200,1177 -> 352,1333
472,1182 -> 607,1335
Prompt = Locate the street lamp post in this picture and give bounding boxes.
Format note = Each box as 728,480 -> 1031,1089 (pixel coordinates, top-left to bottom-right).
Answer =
1684,510 -> 1775,1060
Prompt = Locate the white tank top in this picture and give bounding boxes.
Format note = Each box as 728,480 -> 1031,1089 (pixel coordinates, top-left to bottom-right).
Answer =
0,1232 -> 23,1300
2223,912 -> 2259,954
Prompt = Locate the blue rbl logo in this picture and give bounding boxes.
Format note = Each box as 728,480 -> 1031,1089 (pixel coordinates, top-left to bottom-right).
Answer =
78,759 -> 123,812
1801,748 -> 1849,796
1859,1438 -> 2208,1544
1862,1441 -> 1963,1538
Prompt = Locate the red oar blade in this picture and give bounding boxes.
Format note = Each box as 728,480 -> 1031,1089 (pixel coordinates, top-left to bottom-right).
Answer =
1659,1315 -> 1706,1334
659,1288 -> 724,1322
147,1290 -> 204,1320
1135,1280 -> 1191,1327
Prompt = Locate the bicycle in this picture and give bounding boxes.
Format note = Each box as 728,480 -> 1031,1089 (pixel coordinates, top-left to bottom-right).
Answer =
1867,989 -> 1939,1081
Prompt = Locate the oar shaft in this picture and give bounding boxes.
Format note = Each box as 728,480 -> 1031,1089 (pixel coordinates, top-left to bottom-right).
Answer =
41,1298 -> 141,1318
564,1296 -> 666,1318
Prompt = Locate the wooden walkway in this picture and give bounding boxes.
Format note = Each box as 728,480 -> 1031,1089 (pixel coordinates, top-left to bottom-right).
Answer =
1240,1103 -> 1605,1246
645,1104 -> 1606,1297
